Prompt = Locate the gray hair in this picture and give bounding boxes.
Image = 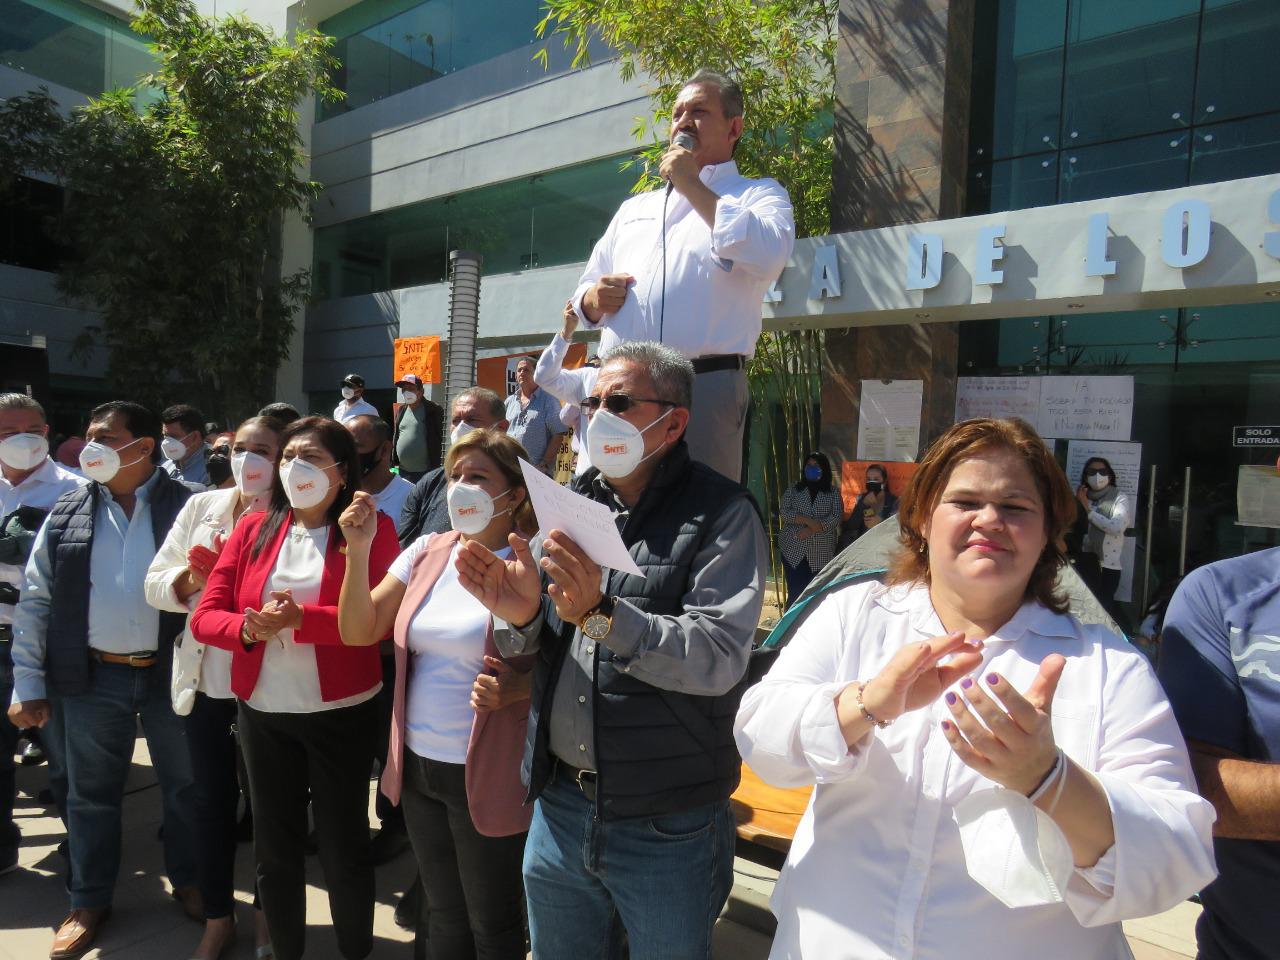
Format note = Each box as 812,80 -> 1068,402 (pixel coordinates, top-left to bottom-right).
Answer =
0,393 -> 45,419
455,387 -> 506,420
600,341 -> 695,410
684,69 -> 744,120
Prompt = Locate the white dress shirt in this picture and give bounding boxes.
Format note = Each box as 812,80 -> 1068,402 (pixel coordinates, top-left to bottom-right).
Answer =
0,457 -> 86,627
534,334 -> 598,476
145,488 -> 264,704
12,469 -> 168,701
735,580 -> 1217,960
247,523 -> 379,713
334,397 -> 379,423
572,160 -> 794,359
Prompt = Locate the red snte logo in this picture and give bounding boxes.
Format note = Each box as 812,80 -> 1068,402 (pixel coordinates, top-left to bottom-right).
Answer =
603,443 -> 627,455
297,481 -> 315,491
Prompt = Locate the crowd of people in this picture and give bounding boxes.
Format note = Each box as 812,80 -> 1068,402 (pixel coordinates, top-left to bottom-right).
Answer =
1,66 -> 1275,960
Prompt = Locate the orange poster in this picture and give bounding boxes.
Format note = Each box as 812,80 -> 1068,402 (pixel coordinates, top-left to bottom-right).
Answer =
392,336 -> 442,384
841,460 -> 919,519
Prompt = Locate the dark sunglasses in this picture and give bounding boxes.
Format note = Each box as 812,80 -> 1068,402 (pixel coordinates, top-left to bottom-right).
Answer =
579,394 -> 677,415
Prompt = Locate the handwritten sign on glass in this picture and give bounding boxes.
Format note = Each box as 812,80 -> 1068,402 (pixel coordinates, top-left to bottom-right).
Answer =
1036,376 -> 1134,441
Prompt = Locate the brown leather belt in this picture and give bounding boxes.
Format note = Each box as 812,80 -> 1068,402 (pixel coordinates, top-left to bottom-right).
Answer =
90,649 -> 158,668
691,354 -> 745,375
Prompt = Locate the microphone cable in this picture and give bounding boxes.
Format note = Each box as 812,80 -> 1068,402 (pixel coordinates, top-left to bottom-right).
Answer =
659,185 -> 671,345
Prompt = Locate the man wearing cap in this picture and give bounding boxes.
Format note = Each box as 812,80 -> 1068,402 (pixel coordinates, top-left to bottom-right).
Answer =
391,374 -> 444,483
334,374 -> 378,424
572,69 -> 794,482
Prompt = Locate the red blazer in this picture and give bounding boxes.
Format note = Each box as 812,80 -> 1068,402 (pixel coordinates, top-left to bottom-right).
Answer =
381,531 -> 534,837
191,510 -> 399,703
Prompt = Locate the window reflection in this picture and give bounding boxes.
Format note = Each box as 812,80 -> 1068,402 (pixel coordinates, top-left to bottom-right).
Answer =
313,154 -> 636,301
320,0 -> 543,120
0,0 -> 153,98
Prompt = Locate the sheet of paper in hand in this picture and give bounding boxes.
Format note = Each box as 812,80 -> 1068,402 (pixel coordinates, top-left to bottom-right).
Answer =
518,459 -> 645,578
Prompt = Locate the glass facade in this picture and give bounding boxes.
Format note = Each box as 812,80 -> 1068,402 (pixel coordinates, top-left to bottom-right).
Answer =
313,153 -> 637,300
968,0 -> 1280,211
959,0 -> 1280,621
0,175 -> 64,271
0,0 -> 152,99
318,0 -> 544,120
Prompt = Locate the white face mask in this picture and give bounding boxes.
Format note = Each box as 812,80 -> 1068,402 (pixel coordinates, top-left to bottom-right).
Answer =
231,451 -> 275,497
1085,472 -> 1110,491
450,421 -> 476,445
397,388 -> 416,405
954,788 -> 1073,909
0,433 -> 49,471
161,431 -> 193,463
447,481 -> 511,536
79,438 -> 148,484
341,386 -> 357,400
585,407 -> 672,480
279,457 -> 335,510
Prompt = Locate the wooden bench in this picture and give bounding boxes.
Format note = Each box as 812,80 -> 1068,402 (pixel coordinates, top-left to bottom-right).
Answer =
730,764 -> 811,854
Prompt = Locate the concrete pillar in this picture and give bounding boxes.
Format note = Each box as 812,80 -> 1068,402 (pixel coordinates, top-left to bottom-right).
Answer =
820,0 -> 974,469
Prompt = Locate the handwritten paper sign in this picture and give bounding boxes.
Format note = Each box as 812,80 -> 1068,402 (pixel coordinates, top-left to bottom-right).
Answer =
955,377 -> 1042,424
1066,441 -> 1143,499
857,380 -> 923,462
519,459 -> 644,577
392,336 -> 441,383
1036,376 -> 1133,441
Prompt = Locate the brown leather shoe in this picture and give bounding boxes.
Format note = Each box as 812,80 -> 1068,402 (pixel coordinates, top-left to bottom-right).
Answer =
49,907 -> 109,959
172,884 -> 204,922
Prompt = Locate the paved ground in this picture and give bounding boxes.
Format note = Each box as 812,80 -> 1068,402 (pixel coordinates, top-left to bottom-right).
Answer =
1,737 -> 1201,959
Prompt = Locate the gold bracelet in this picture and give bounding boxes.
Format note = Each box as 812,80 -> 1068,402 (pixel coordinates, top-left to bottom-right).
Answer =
856,681 -> 892,728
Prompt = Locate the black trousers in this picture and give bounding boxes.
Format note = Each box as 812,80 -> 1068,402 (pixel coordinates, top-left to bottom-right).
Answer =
237,696 -> 378,960
401,751 -> 526,960
185,692 -> 249,918
373,651 -> 403,828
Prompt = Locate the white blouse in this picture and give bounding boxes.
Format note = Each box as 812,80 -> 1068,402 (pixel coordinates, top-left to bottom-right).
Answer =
248,523 -> 380,714
734,580 -> 1216,960
390,535 -> 513,763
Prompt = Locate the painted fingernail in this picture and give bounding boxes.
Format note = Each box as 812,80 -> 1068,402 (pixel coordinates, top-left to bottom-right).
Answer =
941,720 -> 953,731
945,692 -> 957,705
987,673 -> 999,685
960,677 -> 973,689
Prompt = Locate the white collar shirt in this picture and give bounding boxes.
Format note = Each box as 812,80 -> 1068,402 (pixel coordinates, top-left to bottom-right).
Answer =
0,458 -> 87,626
735,580 -> 1216,960
87,469 -> 165,654
572,160 -> 794,359
334,397 -> 378,423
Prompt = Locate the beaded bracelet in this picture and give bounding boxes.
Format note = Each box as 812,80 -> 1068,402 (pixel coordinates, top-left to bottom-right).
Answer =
856,681 -> 892,728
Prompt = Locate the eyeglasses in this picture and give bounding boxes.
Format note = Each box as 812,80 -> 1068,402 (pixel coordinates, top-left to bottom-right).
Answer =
578,394 -> 677,415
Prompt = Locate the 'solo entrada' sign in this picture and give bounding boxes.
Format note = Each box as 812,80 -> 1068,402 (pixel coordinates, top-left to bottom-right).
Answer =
769,185 -> 1280,304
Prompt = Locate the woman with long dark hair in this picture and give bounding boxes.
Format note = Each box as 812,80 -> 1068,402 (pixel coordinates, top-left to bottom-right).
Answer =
777,452 -> 843,603
191,417 -> 400,960
1073,457 -> 1133,628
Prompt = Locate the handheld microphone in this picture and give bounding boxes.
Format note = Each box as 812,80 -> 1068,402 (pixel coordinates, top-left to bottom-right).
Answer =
665,131 -> 697,195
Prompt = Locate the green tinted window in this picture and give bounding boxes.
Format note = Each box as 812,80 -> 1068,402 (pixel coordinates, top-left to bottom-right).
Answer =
0,0 -> 152,98
1059,132 -> 1189,203
1061,0 -> 1200,148
320,0 -> 543,120
1191,114 -> 1280,184
1197,0 -> 1280,123
978,0 -> 1068,161
313,154 -> 636,300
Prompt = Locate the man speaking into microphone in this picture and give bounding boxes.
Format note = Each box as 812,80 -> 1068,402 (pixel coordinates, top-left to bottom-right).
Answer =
572,69 -> 795,481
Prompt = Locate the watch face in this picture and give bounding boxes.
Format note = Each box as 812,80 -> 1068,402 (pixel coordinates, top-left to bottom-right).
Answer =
582,613 -> 610,641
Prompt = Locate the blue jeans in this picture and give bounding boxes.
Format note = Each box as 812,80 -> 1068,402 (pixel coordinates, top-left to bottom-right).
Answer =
0,643 -> 19,859
60,655 -> 198,908
523,768 -> 736,960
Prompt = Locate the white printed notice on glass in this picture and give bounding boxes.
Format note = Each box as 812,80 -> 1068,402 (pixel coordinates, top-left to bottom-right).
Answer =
955,377 -> 1042,424
858,380 -> 923,462
1036,376 -> 1134,441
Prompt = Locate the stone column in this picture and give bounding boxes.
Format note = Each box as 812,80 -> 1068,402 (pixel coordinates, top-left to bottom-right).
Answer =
820,0 -> 974,469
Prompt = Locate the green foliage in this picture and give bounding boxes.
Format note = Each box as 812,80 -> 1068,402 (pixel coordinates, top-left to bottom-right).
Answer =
534,0 -> 836,240
0,0 -> 339,423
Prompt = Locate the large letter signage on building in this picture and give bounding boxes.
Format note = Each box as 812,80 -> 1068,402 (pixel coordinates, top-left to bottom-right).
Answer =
808,245 -> 842,299
1162,199 -> 1212,269
1085,212 -> 1118,277
905,234 -> 944,291
975,225 -> 1007,285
